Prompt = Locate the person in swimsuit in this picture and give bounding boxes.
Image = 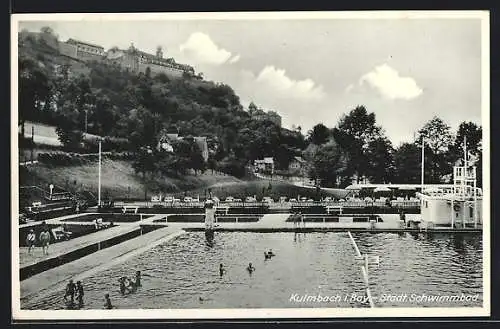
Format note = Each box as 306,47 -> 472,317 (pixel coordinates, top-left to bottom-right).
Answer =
134,271 -> 142,287
26,229 -> 36,254
39,228 -> 51,255
64,279 -> 76,304
76,281 -> 84,308
246,262 -> 255,274
104,294 -> 113,309
219,263 -> 226,277
118,277 -> 127,295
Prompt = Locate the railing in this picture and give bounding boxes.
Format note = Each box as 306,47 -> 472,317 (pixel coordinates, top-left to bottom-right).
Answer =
347,231 -> 376,308
113,200 -> 421,210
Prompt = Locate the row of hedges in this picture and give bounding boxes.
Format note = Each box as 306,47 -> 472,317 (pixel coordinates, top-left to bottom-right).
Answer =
36,151 -> 134,166
83,136 -> 134,153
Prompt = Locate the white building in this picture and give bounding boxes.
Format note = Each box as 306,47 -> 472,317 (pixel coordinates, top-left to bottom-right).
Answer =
418,153 -> 482,228
254,157 -> 274,174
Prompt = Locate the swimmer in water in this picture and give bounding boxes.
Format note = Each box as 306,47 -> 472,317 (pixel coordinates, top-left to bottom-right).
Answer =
134,271 -> 142,287
246,262 -> 255,274
118,277 -> 126,295
219,263 -> 226,277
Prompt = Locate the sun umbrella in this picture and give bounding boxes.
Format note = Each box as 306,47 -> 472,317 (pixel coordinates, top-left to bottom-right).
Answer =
373,186 -> 391,193
345,185 -> 361,191
423,187 -> 439,193
398,186 -> 416,191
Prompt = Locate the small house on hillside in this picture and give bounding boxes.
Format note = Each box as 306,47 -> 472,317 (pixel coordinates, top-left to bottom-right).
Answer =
254,157 -> 274,175
156,132 -> 209,161
289,156 -> 305,171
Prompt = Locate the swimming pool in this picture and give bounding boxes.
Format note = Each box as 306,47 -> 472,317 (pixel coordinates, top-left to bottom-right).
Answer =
22,231 -> 482,309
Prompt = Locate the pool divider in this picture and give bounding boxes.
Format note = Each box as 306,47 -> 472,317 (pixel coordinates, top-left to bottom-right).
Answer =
347,231 -> 376,308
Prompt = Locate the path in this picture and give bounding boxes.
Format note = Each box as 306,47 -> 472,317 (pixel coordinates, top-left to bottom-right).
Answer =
19,224 -> 139,268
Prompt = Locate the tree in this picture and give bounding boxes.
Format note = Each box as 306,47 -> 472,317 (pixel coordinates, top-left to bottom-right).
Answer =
331,105 -> 383,183
415,117 -> 454,183
393,143 -> 421,183
55,126 -> 83,151
307,123 -> 330,145
40,26 -> 54,35
365,137 -> 395,183
415,116 -> 454,154
308,141 -> 349,187
449,121 -> 482,164
19,57 -> 52,137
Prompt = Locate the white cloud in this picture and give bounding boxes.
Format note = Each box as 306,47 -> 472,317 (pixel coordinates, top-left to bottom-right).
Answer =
359,64 -> 423,100
179,32 -> 239,65
245,65 -> 325,100
229,54 -> 241,64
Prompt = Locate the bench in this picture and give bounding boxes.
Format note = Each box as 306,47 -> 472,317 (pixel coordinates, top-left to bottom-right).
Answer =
215,206 -> 229,215
122,206 -> 139,214
326,205 -> 343,215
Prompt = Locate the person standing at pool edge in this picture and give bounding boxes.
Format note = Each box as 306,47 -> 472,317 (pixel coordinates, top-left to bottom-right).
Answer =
26,229 -> 36,254
39,228 -> 50,255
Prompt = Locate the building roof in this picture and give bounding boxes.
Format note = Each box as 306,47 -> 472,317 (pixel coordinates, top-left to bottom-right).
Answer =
255,157 -> 274,164
66,38 -> 104,50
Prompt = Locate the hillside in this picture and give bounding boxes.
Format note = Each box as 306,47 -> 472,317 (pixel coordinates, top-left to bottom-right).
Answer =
19,159 -> 244,200
18,28 -> 306,179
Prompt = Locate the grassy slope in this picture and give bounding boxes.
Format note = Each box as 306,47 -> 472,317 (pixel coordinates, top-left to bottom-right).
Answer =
184,179 -> 349,200
19,159 -> 243,200
19,159 -> 348,201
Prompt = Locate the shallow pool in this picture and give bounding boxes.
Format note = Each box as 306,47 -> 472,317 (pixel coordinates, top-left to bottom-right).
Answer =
22,231 -> 482,309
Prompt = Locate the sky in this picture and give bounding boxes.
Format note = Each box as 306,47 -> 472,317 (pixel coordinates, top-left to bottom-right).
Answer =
16,13 -> 486,146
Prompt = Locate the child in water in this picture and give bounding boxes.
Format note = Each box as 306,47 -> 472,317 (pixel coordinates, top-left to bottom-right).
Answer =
118,277 -> 126,295
76,281 -> 84,308
246,262 -> 255,274
264,249 -> 276,260
104,294 -> 113,309
219,263 -> 226,277
134,271 -> 141,287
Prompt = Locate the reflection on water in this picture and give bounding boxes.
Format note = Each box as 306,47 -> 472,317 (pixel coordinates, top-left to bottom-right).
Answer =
22,232 -> 482,309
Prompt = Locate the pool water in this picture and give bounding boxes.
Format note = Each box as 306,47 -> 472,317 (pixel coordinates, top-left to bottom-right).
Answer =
22,232 -> 482,309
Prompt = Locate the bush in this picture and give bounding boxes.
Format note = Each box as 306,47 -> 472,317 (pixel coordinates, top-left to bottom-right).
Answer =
83,135 -> 132,153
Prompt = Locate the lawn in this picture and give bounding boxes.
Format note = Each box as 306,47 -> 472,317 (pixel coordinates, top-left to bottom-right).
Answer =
19,159 -> 243,200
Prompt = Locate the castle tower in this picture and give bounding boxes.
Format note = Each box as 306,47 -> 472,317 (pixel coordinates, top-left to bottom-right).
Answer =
156,46 -> 163,59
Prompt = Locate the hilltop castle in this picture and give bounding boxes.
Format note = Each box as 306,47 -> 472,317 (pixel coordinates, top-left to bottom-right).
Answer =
58,38 -> 195,78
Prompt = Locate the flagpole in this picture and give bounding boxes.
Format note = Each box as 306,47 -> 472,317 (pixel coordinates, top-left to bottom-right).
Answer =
421,136 -> 425,191
98,139 -> 102,207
